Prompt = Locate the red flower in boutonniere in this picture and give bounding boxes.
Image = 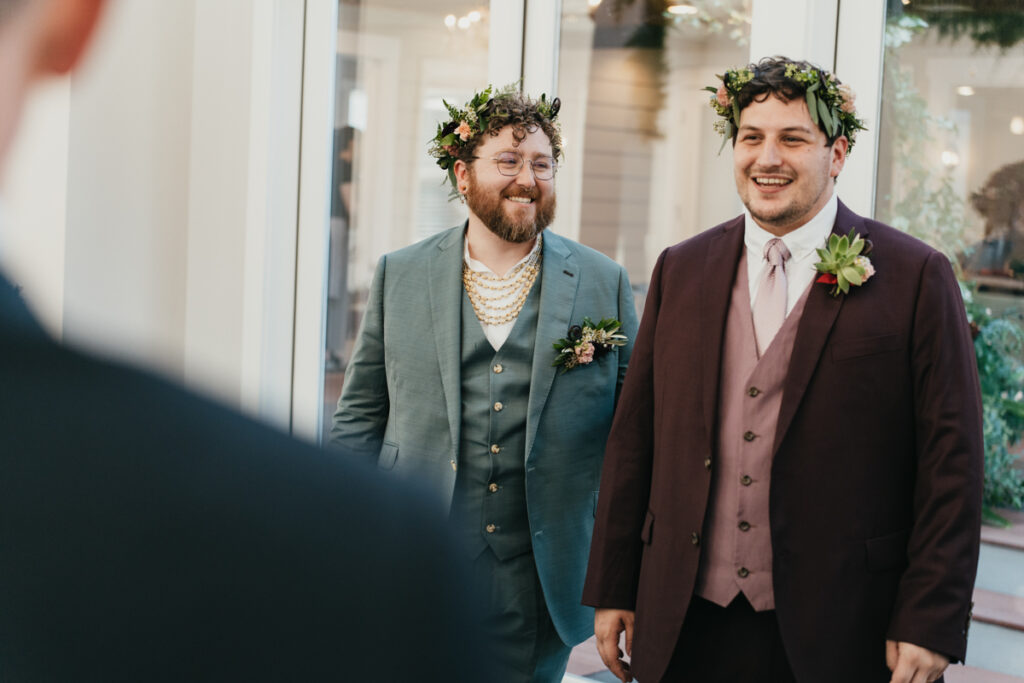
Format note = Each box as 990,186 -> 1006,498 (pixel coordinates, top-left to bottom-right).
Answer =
814,229 -> 875,297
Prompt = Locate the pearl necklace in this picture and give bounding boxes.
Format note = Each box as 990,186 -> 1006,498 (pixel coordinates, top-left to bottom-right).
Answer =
463,235 -> 542,326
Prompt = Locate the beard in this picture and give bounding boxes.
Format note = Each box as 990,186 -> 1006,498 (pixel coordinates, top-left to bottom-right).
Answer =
464,178 -> 557,244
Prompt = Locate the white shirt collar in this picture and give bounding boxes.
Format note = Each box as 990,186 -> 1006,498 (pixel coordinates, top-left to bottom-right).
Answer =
743,193 -> 838,264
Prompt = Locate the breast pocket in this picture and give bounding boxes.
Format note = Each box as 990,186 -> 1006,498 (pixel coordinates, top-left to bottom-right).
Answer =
832,333 -> 902,362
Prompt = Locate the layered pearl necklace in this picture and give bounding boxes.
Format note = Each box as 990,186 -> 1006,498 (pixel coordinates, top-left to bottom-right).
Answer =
462,234 -> 542,326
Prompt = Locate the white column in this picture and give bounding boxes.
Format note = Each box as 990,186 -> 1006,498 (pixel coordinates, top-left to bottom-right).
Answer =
291,0 -> 338,442
522,0 -> 562,97
834,0 -> 886,218
749,0 -> 839,68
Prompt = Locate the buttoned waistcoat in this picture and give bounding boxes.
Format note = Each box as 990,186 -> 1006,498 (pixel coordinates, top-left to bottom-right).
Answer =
331,224 -> 639,645
583,201 -> 984,683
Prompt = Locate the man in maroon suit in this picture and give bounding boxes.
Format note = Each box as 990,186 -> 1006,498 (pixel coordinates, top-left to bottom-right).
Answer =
583,56 -> 983,683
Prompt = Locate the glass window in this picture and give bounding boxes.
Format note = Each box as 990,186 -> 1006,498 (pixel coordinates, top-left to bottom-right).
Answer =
875,1 -> 1024,300
322,1 -> 492,440
556,0 -> 752,308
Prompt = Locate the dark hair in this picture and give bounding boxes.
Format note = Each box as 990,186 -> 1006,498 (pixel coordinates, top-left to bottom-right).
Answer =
733,56 -> 845,148
455,91 -> 562,165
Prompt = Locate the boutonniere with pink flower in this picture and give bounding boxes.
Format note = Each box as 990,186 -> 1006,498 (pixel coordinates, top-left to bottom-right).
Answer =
552,317 -> 627,373
814,229 -> 875,296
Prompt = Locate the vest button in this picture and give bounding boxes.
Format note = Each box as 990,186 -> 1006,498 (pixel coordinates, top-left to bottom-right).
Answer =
488,483 -> 499,493
490,444 -> 501,454
450,459 -> 457,471
738,520 -> 751,532
704,457 -> 712,471
748,386 -> 760,397
493,402 -> 504,412
690,532 -> 700,546
740,474 -> 752,486
485,524 -> 496,533
493,364 -> 504,374
743,431 -> 756,442
737,567 -> 750,578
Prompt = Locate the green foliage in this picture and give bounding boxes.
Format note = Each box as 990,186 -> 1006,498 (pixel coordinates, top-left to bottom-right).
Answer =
882,16 -> 1024,518
813,230 -> 871,296
964,286 -> 1024,521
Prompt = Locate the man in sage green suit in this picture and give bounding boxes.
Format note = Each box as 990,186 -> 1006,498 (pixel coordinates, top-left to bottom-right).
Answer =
330,87 -> 638,682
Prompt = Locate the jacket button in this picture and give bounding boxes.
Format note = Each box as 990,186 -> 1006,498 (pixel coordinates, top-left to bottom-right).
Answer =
450,459 -> 457,471
748,386 -> 761,397
485,524 -> 496,533
488,483 -> 499,493
493,364 -> 504,374
738,521 -> 751,532
490,444 -> 501,454
493,402 -> 504,412
740,475 -> 752,486
743,431 -> 756,442
737,567 -> 750,578
691,532 -> 700,546
704,457 -> 712,471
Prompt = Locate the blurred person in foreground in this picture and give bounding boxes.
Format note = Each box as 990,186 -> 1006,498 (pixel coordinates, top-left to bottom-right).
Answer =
330,84 -> 638,682
583,56 -> 983,683
0,1 -> 486,680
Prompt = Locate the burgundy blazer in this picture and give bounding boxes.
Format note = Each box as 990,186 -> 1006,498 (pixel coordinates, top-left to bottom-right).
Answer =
582,201 -> 984,683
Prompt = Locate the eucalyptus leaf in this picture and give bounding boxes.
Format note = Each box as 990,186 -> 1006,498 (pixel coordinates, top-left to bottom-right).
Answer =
818,98 -> 835,137
807,91 -> 819,125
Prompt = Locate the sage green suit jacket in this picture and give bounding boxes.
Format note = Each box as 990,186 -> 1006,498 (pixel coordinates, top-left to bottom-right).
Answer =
330,224 -> 638,645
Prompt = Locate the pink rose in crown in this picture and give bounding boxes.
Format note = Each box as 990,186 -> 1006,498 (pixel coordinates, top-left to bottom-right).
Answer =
444,144 -> 459,157
456,121 -> 473,141
838,84 -> 857,113
575,342 -> 595,365
716,83 -> 730,109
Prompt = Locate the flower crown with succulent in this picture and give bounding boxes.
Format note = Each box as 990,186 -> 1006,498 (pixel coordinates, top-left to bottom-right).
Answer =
428,83 -> 561,198
704,61 -> 867,154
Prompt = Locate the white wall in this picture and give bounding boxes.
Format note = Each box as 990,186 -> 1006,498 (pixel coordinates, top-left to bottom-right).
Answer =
3,0 -> 306,431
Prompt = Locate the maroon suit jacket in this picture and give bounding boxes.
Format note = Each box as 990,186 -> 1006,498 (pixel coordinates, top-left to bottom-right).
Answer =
582,201 -> 983,683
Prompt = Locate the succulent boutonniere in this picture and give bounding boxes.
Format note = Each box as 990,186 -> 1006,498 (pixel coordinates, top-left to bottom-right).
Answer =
552,317 -> 627,372
814,229 -> 875,297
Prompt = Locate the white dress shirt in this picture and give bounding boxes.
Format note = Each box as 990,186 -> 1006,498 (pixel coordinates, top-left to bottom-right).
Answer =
463,235 -> 542,350
744,193 -> 838,315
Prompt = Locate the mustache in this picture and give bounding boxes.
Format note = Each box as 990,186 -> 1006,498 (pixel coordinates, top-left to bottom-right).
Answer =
503,187 -> 540,200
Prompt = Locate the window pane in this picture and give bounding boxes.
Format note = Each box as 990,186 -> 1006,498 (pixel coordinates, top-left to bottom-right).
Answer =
875,1 -> 1024,297
556,0 -> 751,307
323,1 -> 491,441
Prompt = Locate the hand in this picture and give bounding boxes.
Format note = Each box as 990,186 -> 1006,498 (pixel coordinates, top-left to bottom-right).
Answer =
886,640 -> 949,683
594,608 -> 635,682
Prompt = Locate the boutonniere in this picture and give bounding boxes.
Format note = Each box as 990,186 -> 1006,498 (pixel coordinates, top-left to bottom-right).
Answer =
552,317 -> 628,372
814,229 -> 875,296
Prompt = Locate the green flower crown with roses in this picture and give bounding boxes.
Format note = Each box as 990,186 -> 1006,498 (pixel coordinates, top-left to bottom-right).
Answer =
704,63 -> 867,154
428,83 -> 561,198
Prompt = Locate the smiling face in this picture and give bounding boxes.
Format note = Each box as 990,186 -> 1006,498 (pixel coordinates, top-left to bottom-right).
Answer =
733,94 -> 848,236
456,125 -> 557,244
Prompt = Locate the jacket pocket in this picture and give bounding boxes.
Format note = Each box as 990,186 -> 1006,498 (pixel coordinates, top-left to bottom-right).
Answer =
865,528 -> 910,572
640,510 -> 655,545
832,333 -> 902,362
377,442 -> 399,471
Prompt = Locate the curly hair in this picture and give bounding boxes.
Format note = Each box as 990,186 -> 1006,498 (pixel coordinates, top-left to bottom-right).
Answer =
732,56 -> 847,148
455,91 -> 562,165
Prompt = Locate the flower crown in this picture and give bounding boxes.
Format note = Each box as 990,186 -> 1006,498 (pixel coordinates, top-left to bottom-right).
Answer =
428,83 -> 561,197
704,62 -> 867,154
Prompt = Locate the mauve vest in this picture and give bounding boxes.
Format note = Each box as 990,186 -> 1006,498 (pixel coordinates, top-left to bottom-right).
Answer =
695,252 -> 811,611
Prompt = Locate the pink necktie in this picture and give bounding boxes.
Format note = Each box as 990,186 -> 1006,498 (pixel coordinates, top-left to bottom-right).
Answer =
752,238 -> 791,357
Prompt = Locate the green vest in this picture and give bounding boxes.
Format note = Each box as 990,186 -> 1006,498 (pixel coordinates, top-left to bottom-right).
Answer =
450,280 -> 540,560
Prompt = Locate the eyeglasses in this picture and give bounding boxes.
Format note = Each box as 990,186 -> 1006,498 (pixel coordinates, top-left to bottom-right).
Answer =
475,151 -> 557,181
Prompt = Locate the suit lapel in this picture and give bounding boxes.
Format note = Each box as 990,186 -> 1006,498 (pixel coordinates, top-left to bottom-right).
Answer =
773,201 -> 868,453
701,217 -> 746,443
428,225 -> 466,455
525,232 -> 579,461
